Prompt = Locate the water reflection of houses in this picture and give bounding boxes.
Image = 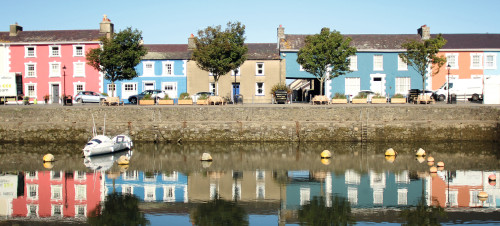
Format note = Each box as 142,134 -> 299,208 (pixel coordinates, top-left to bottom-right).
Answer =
8,171 -> 102,219
104,171 -> 188,202
427,171 -> 500,208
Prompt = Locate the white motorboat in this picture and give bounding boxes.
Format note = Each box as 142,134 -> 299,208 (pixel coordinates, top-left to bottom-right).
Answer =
83,114 -> 133,157
84,149 -> 133,171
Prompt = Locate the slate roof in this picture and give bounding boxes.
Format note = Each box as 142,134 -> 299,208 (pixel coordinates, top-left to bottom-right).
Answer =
280,33 -> 500,51
0,30 -> 103,43
143,43 -> 280,60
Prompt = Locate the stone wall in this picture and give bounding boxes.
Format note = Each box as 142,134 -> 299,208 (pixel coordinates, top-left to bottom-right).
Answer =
0,105 -> 499,143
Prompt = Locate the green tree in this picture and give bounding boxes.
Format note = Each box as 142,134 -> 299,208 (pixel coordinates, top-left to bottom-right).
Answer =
190,198 -> 248,226
400,197 -> 447,226
298,195 -> 356,226
87,27 -> 147,97
192,22 -> 248,96
88,193 -> 150,226
297,28 -> 356,96
399,35 -> 447,94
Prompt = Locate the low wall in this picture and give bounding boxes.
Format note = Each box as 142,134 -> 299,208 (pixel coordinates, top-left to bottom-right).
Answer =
0,105 -> 499,143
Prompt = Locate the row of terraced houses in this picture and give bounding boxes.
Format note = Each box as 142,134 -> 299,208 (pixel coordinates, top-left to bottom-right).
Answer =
1,16 -> 499,104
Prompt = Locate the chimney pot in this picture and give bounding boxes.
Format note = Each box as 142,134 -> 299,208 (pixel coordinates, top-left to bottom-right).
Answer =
188,34 -> 196,50
100,15 -> 114,38
9,23 -> 23,36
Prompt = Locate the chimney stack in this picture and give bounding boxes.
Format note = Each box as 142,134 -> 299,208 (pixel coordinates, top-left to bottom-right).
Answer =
418,25 -> 430,40
9,23 -> 22,36
188,34 -> 196,50
277,25 -> 285,48
99,15 -> 114,39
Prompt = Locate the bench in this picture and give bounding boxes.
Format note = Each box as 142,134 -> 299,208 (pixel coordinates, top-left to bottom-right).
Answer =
415,95 -> 435,104
101,96 -> 124,106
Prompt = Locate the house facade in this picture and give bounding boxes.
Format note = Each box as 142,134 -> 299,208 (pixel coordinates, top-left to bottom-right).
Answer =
187,43 -> 285,104
0,16 -> 113,103
103,44 -> 189,103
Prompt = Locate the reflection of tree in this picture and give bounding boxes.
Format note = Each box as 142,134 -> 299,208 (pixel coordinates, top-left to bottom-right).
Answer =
88,193 -> 150,226
400,198 -> 446,226
191,198 -> 248,226
298,196 -> 355,226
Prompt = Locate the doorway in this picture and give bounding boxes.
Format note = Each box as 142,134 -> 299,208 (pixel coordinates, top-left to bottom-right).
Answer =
232,83 -> 240,101
52,84 -> 60,104
370,74 -> 386,96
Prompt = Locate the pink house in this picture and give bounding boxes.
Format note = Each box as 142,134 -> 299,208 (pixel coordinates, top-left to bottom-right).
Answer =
0,16 -> 113,103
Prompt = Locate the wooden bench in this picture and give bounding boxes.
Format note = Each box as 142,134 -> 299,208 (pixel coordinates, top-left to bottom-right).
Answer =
311,96 -> 330,105
101,96 -> 124,106
415,95 -> 435,104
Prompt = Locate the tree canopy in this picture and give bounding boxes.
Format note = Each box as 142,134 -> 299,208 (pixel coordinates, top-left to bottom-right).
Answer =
297,28 -> 357,96
399,35 -> 447,93
86,27 -> 148,96
191,21 -> 248,96
88,193 -> 150,226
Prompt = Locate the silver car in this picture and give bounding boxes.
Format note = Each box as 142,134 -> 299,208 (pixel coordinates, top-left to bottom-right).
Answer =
74,91 -> 106,103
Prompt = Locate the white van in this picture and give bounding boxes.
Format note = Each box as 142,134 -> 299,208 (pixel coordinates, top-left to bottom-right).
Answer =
434,78 -> 483,101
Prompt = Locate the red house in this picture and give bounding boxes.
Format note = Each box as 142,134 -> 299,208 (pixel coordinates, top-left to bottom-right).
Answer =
0,16 -> 113,103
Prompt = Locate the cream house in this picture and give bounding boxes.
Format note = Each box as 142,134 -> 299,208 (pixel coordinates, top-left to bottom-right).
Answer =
187,43 -> 285,104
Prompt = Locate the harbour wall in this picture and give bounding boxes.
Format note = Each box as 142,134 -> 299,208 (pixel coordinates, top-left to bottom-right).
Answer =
0,105 -> 499,143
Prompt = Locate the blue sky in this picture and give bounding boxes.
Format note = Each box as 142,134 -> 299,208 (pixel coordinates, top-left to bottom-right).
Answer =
1,0 -> 499,44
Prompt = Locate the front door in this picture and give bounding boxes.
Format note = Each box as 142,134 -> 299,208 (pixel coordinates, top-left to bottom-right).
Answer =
52,84 -> 59,104
370,74 -> 386,96
232,83 -> 240,101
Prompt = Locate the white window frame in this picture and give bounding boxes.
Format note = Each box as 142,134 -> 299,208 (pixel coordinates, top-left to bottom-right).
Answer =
25,83 -> 37,98
49,62 -> 62,77
345,77 -> 361,97
209,82 -> 217,94
51,185 -> 63,201
232,181 -> 242,201
107,83 -> 117,97
395,77 -> 411,95
373,55 -> 383,71
255,82 -> 265,96
299,187 -> 310,206
124,171 -> 138,181
256,62 -> 265,76
49,45 -> 61,57
397,188 -> 408,205
75,171 -> 86,181
345,170 -> 360,185
398,55 -> 407,71
73,82 -> 85,97
349,55 -> 358,71
75,184 -> 87,201
256,182 -> 265,199
73,61 -> 85,77
51,171 -> 62,181
484,53 -> 497,70
470,53 -> 483,69
143,61 -> 155,76
446,53 -> 459,69
122,185 -> 134,195
162,61 -> 174,76
73,45 -> 85,57
75,205 -> 87,217
28,184 -> 38,200
256,170 -> 265,181
27,204 -> 38,217
144,186 -> 156,202
25,62 -> 37,78
52,204 -> 63,217
26,171 -> 38,180
231,67 -> 241,76
163,185 -> 176,202
163,172 -> 178,181
347,187 -> 358,205
25,46 -> 36,58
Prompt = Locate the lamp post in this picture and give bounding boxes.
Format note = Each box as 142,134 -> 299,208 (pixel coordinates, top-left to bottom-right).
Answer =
63,65 -> 66,105
234,69 -> 238,104
446,64 -> 451,104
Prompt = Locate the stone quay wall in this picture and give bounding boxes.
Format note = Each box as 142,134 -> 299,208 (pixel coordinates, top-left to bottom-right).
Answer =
0,105 -> 499,143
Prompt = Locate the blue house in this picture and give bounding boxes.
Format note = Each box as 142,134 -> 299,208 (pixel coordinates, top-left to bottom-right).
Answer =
278,26 -> 427,100
105,171 -> 188,202
104,44 -> 190,103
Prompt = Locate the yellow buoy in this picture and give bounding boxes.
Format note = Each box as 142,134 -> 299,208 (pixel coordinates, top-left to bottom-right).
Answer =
437,161 -> 444,167
43,154 -> 55,162
416,156 -> 425,163
321,150 -> 332,159
116,155 -> 130,165
437,166 -> 444,171
385,155 -> 396,163
415,148 -> 426,156
43,162 -> 54,169
321,158 -> 331,165
427,156 -> 434,162
201,153 -> 212,161
429,166 -> 437,173
478,191 -> 488,202
385,148 -> 396,156
427,161 -> 434,166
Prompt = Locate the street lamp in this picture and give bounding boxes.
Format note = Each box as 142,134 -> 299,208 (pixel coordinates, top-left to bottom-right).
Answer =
446,64 -> 451,103
63,65 -> 67,104
234,69 -> 238,104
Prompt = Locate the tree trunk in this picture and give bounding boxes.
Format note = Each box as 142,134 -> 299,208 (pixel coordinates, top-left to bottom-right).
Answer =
320,79 -> 324,96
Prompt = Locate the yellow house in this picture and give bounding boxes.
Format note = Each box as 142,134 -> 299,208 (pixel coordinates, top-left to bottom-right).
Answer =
187,43 -> 286,104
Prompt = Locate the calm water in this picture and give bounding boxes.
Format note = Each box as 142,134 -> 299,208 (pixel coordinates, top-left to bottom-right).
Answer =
0,141 -> 499,225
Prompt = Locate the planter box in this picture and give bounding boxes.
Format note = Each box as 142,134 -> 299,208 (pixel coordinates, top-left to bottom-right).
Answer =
178,99 -> 193,105
352,98 -> 367,104
197,99 -> 208,105
139,99 -> 155,105
158,99 -> 174,105
371,98 -> 387,104
391,98 -> 406,104
331,99 -> 348,104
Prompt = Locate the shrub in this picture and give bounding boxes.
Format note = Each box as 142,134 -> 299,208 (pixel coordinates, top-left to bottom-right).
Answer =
270,83 -> 291,95
143,94 -> 152,100
101,92 -> 109,97
179,92 -> 190,100
198,94 -> 209,100
373,93 -> 385,99
392,93 -> 404,98
163,94 -> 171,100
354,92 -> 367,99
332,93 -> 346,99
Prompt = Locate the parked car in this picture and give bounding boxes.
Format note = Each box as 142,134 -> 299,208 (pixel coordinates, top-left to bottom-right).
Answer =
192,91 -> 215,103
74,91 -> 106,103
128,90 -> 166,104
